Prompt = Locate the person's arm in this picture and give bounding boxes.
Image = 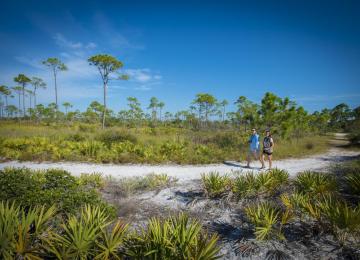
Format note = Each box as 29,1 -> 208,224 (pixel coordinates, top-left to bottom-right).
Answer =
270,138 -> 274,148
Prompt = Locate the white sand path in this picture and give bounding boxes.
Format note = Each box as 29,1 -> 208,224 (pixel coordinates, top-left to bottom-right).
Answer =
0,148 -> 358,182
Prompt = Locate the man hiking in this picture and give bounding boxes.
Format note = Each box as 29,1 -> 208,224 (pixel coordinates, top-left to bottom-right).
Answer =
261,129 -> 274,169
246,128 -> 260,168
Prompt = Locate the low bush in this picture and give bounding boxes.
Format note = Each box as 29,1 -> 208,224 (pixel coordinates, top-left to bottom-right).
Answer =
245,201 -> 289,241
294,171 -> 337,195
345,173 -> 360,196
125,213 -> 220,259
78,172 -> 105,189
232,169 -> 289,199
0,167 -> 114,215
0,202 -> 220,259
201,172 -> 230,198
97,129 -> 137,146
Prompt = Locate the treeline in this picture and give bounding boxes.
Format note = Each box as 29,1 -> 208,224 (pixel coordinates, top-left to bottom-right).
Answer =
0,54 -> 359,142
1,88 -> 359,140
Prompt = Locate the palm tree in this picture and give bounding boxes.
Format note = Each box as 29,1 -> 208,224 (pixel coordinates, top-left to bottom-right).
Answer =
62,102 -> 73,116
0,85 -> 9,118
12,86 -> 23,118
88,54 -> 128,129
220,99 -> 228,122
5,105 -> 17,118
42,58 -> 67,110
30,77 -> 46,108
25,89 -> 34,111
14,74 -> 31,117
148,97 -> 159,122
158,101 -> 165,121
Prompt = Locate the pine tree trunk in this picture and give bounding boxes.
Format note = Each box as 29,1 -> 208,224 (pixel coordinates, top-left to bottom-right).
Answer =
54,69 -> 58,110
102,82 -> 106,129
22,86 -> 26,117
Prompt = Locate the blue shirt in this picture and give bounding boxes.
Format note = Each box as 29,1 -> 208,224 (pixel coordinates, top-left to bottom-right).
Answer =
249,134 -> 260,150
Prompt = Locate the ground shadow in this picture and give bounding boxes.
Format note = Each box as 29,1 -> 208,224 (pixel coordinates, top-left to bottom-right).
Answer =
318,154 -> 360,163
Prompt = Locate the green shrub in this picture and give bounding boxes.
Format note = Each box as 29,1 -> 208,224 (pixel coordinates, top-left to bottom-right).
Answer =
245,201 -> 286,241
78,172 -> 105,189
66,133 -> 87,142
319,196 -> 360,243
0,201 -> 56,259
97,130 -> 137,146
295,171 -> 337,195
125,213 -> 220,259
345,173 -> 360,195
78,123 -> 97,133
201,172 -> 230,198
232,170 -> 289,199
0,167 -> 113,215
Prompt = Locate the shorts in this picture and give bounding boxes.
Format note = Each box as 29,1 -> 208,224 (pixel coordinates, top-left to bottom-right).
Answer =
249,148 -> 260,154
263,150 -> 273,156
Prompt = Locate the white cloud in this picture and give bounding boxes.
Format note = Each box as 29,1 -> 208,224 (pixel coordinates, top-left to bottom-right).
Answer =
14,56 -> 44,69
126,69 -> 162,83
86,42 -> 97,49
135,85 -> 152,91
53,33 -> 83,49
93,12 -> 145,50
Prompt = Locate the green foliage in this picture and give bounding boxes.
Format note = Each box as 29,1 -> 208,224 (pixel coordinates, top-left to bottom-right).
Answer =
232,169 -> 289,199
0,201 -> 56,259
97,129 -> 137,146
245,202 -> 286,241
0,167 -> 113,215
78,172 -> 105,189
294,171 -> 337,195
1,202 -> 219,259
125,213 -> 220,259
201,172 -> 230,198
0,122 -> 331,164
345,173 -> 360,195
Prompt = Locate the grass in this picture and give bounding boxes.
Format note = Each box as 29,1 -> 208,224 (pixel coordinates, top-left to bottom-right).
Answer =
0,121 -> 331,164
106,173 -> 178,197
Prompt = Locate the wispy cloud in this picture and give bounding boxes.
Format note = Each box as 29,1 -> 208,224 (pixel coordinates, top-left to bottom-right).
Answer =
125,68 -> 162,91
93,12 -> 144,50
14,56 -> 44,69
126,69 -> 162,83
53,33 -> 83,49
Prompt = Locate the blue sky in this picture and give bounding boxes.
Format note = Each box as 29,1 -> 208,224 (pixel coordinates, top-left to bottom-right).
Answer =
0,0 -> 359,113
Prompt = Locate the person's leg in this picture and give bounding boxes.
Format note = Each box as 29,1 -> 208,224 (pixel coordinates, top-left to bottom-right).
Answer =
268,154 -> 272,169
246,150 -> 251,167
260,153 -> 265,168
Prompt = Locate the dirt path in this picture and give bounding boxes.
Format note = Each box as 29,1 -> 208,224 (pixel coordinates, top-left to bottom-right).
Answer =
0,148 -> 359,181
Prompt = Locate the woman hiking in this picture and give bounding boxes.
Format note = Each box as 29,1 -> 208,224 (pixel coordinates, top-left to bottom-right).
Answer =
261,129 -> 274,169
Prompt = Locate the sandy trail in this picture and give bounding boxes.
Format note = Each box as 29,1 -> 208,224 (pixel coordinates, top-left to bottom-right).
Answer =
0,148 -> 359,181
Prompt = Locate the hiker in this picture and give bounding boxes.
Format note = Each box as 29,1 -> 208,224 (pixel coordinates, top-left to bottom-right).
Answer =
246,128 -> 260,168
261,129 -> 274,169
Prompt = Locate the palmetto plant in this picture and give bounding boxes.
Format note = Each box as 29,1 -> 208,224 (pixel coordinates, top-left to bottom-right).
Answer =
125,213 -> 220,259
345,172 -> 360,195
95,221 -> 129,260
232,170 -> 289,199
201,172 -> 230,198
268,168 -> 289,185
245,201 -> 285,240
0,201 -> 56,260
294,171 -> 337,195
318,196 -> 360,244
44,205 -> 111,259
